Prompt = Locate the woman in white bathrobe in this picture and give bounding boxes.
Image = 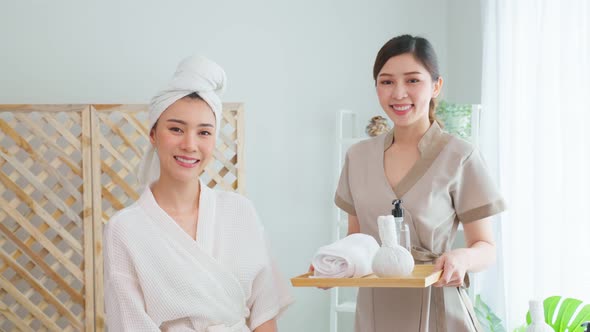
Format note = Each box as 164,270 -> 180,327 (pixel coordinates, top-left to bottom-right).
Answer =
103,56 -> 293,332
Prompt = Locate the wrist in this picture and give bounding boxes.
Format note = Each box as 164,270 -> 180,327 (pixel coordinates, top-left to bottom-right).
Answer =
450,247 -> 472,271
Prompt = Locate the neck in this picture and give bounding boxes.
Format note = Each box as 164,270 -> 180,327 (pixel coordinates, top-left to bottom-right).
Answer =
393,118 -> 431,147
151,174 -> 201,214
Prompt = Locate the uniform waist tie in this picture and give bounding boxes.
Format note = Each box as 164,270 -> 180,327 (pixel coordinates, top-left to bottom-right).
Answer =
411,246 -> 482,332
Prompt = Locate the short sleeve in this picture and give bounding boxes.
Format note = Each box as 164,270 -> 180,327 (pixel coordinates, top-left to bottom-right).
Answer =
452,149 -> 507,223
335,150 -> 357,216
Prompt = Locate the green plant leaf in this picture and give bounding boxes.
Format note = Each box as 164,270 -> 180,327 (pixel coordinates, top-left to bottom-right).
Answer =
475,294 -> 507,332
568,305 -> 590,332
435,100 -> 473,141
556,298 -> 583,331
524,296 -> 590,332
513,325 -> 527,332
546,296 -> 562,326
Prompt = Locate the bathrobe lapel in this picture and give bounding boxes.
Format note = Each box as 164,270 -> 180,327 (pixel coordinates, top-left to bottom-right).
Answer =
138,183 -> 247,328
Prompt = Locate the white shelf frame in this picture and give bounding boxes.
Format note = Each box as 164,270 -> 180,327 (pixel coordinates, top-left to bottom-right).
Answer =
330,110 -> 362,332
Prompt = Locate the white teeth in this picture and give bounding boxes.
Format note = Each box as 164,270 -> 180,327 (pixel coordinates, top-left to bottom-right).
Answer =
175,156 -> 198,164
392,105 -> 411,111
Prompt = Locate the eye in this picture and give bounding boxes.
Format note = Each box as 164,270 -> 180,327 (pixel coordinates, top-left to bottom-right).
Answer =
169,127 -> 183,134
379,80 -> 393,85
199,130 -> 212,136
408,78 -> 420,84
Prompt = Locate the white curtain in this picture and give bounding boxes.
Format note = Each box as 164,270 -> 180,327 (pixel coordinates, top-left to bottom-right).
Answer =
480,0 -> 590,329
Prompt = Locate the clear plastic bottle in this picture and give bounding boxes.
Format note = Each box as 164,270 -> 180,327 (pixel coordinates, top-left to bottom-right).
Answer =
399,224 -> 411,252
392,199 -> 404,246
392,199 -> 411,251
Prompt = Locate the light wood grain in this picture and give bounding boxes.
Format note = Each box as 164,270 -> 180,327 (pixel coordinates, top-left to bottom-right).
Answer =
0,103 -> 245,331
235,104 -> 245,194
83,106 -> 96,332
291,264 -> 442,288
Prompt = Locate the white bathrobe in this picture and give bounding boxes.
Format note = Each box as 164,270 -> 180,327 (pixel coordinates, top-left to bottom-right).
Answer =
103,182 -> 293,331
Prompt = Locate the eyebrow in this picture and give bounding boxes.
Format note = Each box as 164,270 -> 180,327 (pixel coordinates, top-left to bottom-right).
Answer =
166,119 -> 214,127
378,71 -> 424,77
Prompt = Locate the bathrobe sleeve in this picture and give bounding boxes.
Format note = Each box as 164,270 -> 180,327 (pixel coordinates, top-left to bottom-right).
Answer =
245,205 -> 294,330
103,216 -> 160,332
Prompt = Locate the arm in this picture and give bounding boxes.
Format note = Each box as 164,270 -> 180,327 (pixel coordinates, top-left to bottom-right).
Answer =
347,214 -> 360,235
254,319 -> 277,332
248,208 -> 293,330
104,272 -> 160,331
104,224 -> 160,331
433,217 -> 496,287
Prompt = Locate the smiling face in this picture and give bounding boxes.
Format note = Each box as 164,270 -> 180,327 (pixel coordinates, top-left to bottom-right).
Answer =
376,53 -> 442,130
149,97 -> 216,185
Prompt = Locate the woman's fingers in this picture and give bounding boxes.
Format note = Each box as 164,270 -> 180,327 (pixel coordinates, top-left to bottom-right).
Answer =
433,256 -> 445,272
433,256 -> 464,287
440,260 -> 455,284
435,270 -> 464,287
308,264 -> 330,289
433,256 -> 448,287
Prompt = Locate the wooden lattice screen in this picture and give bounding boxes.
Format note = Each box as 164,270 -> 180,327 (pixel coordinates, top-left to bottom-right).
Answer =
0,103 -> 245,331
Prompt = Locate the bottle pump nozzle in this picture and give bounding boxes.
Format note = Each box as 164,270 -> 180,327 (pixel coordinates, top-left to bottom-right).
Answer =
391,199 -> 410,251
392,199 -> 403,218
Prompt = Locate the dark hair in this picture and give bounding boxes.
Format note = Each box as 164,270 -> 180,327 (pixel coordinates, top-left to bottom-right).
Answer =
373,34 -> 442,126
183,92 -> 204,101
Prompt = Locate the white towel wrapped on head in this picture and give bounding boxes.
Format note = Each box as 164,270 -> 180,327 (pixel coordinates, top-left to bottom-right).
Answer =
138,55 -> 227,187
312,233 -> 380,278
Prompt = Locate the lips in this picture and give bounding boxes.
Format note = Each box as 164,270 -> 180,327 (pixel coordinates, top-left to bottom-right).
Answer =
174,156 -> 200,165
391,104 -> 413,115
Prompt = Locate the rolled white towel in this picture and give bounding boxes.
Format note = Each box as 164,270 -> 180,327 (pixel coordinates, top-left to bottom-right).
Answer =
312,233 -> 380,278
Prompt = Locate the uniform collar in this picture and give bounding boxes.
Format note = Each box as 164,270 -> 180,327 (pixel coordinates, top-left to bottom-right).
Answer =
383,121 -> 445,155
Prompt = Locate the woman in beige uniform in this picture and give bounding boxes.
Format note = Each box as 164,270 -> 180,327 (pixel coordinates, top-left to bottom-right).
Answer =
335,35 -> 506,331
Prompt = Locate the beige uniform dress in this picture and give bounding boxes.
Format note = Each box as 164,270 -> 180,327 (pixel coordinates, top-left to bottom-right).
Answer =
335,122 -> 506,332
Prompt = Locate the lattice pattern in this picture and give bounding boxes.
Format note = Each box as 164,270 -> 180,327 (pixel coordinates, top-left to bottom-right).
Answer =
0,104 -> 245,331
0,107 -> 90,332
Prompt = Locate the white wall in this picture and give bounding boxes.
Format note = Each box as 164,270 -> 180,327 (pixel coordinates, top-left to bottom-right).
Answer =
0,1 -> 480,331
446,0 -> 483,104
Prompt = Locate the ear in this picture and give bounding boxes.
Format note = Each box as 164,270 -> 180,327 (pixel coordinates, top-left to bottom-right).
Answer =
149,126 -> 157,146
432,76 -> 443,98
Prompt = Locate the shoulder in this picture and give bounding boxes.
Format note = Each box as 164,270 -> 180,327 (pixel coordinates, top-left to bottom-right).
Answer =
213,189 -> 258,217
346,133 -> 386,158
214,189 -> 253,207
103,202 -> 145,238
441,132 -> 477,162
212,189 -> 265,232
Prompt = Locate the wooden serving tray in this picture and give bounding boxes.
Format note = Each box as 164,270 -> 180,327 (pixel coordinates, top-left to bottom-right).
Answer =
291,264 -> 442,288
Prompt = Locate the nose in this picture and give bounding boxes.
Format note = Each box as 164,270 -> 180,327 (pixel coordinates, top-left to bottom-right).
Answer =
180,134 -> 198,152
391,83 -> 408,100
